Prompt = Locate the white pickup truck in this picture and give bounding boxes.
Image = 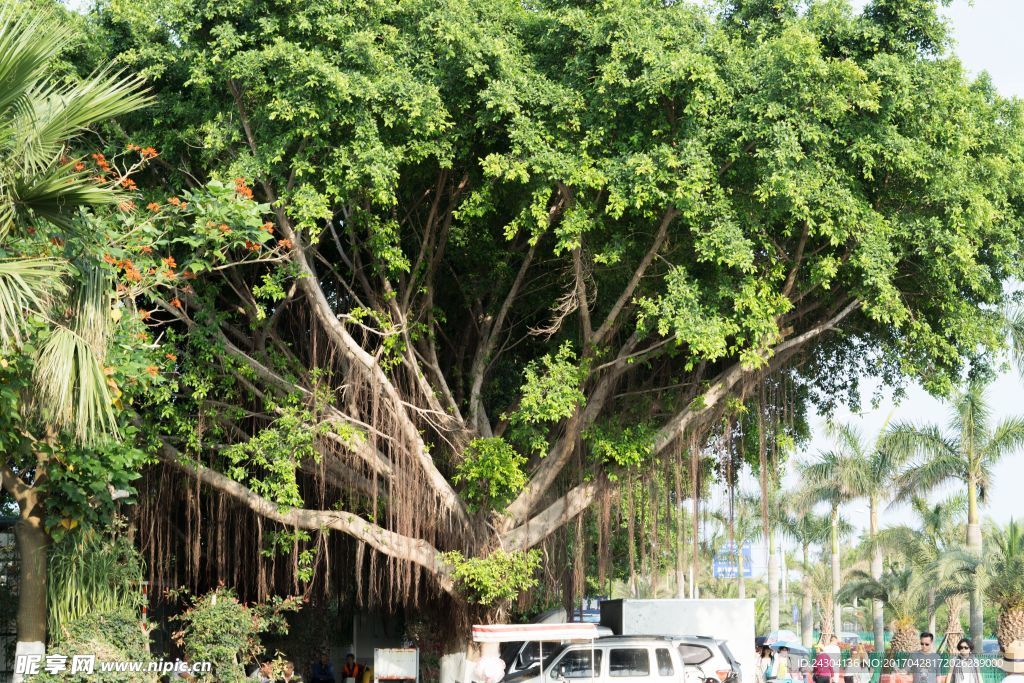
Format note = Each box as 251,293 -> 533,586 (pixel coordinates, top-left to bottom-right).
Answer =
502,634 -> 741,683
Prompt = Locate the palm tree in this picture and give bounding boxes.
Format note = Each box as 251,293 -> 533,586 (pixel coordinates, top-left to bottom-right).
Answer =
803,551 -> 863,645
780,508 -> 838,647
873,496 -> 968,653
821,420 -> 908,654
714,497 -> 760,598
0,4 -> 148,664
840,564 -> 926,655
889,379 -> 1024,650
985,520 -> 1024,650
798,446 -> 861,640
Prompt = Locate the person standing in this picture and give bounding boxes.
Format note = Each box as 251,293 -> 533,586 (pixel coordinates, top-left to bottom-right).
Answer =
775,646 -> 792,683
758,645 -> 777,683
249,661 -> 274,682
813,642 -> 836,683
949,639 -> 982,683
309,653 -> 335,683
280,661 -> 303,683
910,632 -> 941,683
340,653 -> 363,683
999,641 -> 1024,683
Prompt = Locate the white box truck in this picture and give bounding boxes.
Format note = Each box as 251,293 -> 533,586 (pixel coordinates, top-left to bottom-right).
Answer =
599,599 -> 756,683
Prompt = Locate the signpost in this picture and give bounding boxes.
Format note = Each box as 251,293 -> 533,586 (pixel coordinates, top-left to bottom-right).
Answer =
712,542 -> 753,578
374,648 -> 418,682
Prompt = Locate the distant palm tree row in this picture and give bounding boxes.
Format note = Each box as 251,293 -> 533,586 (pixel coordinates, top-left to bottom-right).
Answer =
787,379 -> 1024,653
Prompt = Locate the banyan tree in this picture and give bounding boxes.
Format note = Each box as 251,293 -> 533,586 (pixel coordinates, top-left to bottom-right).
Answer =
89,0 -> 1024,678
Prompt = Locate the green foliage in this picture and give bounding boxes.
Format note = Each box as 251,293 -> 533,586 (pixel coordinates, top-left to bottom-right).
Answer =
453,437 -> 527,511
441,549 -> 541,606
170,587 -> 302,682
585,422 -> 655,477
514,343 -> 587,424
223,399 -> 356,508
985,520 -> 1024,611
505,343 -> 587,455
47,522 -> 146,638
35,608 -> 156,683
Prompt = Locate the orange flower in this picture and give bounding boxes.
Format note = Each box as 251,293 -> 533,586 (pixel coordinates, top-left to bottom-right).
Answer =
140,147 -> 158,159
74,161 -> 86,172
118,200 -> 136,212
261,221 -> 274,234
140,245 -> 154,255
162,269 -> 176,280
218,223 -> 231,234
277,238 -> 294,250
245,240 -> 261,252
127,144 -> 140,151
102,253 -> 117,265
146,365 -> 159,377
182,270 -> 195,280
233,177 -> 254,199
120,177 -> 137,190
170,297 -> 183,309
136,331 -> 148,341
139,309 -> 151,321
147,202 -> 160,212
162,256 -> 177,269
168,197 -> 182,207
124,266 -> 142,283
164,353 -> 177,361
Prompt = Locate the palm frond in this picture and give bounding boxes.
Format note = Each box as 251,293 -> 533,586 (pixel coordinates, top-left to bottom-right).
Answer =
11,162 -> 121,227
951,380 -> 991,455
13,67 -> 151,172
0,257 -> 67,346
983,416 -> 1024,467
0,7 -> 72,115
33,325 -> 118,443
884,421 -> 958,464
892,453 -> 965,505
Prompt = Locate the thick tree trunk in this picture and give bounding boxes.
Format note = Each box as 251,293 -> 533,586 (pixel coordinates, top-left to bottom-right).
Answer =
13,508 -> 48,683
768,528 -> 780,632
831,508 -> 842,639
967,478 -> 983,652
871,499 -> 885,655
944,595 -> 965,654
801,545 -> 813,648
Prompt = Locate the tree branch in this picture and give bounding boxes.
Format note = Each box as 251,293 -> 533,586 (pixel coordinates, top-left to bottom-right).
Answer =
502,480 -> 599,551
155,439 -> 454,593
468,239 -> 540,436
592,207 -> 678,347
277,217 -> 470,528
651,298 -> 861,456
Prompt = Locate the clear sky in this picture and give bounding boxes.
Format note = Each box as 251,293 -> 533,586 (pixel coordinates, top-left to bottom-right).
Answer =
737,0 -> 1024,567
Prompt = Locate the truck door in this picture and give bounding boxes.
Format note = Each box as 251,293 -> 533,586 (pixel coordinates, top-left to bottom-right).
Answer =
608,647 -> 654,683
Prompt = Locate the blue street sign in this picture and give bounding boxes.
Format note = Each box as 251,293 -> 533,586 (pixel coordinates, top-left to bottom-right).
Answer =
712,542 -> 753,578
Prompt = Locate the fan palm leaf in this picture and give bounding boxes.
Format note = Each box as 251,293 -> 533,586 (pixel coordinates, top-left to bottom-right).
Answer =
0,5 -> 149,443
